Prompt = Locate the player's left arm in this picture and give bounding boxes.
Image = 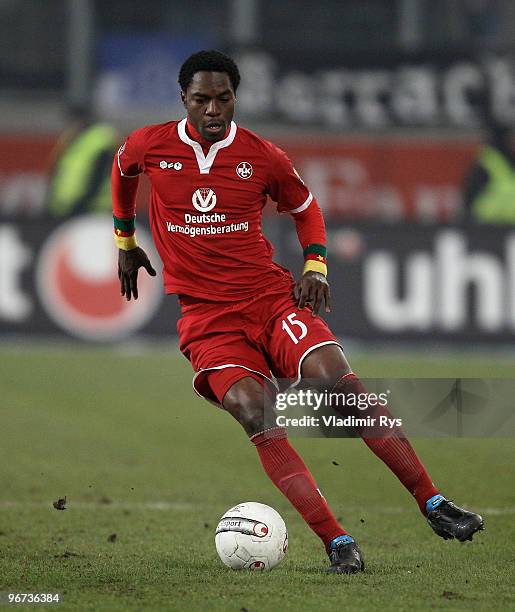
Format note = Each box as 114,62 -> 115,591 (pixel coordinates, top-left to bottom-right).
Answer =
266,143 -> 330,316
292,202 -> 331,316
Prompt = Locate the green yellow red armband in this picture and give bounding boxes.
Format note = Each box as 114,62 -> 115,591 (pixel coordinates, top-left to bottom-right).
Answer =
113,215 -> 138,250
303,243 -> 327,277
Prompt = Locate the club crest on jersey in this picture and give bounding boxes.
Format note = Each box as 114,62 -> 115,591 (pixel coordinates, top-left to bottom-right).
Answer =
192,188 -> 217,212
236,161 -> 253,179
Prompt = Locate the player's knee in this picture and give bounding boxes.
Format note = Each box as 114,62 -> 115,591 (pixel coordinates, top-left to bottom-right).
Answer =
224,398 -> 267,437
301,344 -> 352,389
222,379 -> 270,436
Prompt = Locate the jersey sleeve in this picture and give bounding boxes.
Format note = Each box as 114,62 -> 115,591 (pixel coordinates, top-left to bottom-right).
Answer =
266,142 -> 313,214
112,127 -> 150,249
265,141 -> 328,276
116,127 -> 149,177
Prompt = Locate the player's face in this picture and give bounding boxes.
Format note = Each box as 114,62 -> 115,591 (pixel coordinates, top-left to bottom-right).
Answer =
182,71 -> 236,142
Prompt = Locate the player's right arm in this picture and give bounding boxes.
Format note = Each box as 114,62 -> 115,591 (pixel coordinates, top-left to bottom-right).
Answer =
112,132 -> 156,301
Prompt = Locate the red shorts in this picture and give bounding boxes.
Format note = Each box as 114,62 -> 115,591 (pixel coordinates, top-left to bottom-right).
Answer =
177,283 -> 342,406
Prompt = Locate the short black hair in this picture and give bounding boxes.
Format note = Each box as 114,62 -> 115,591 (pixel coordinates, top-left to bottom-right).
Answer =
178,50 -> 240,93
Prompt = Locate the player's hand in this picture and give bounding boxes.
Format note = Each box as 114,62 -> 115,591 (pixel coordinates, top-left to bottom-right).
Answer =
118,247 -> 156,301
294,271 -> 331,316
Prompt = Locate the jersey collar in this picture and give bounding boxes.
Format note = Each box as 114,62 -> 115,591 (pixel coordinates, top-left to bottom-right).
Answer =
178,118 -> 237,174
186,119 -> 230,146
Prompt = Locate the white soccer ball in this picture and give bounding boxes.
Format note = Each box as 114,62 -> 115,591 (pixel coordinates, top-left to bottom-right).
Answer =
215,502 -> 288,571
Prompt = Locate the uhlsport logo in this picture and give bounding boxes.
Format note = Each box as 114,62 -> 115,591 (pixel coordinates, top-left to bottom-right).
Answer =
253,522 -> 269,537
36,215 -> 163,341
192,188 -> 217,212
236,161 -> 253,179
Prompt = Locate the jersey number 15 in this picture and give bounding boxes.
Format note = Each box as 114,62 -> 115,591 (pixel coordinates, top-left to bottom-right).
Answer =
281,312 -> 308,345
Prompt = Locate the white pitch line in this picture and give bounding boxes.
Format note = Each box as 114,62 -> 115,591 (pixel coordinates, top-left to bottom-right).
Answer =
470,507 -> 515,515
0,501 -> 196,511
0,501 -> 513,514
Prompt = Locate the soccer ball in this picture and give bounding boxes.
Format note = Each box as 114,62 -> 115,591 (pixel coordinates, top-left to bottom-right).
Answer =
215,502 -> 288,570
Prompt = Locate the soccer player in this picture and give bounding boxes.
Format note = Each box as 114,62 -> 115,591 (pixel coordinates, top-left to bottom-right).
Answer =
112,50 -> 484,573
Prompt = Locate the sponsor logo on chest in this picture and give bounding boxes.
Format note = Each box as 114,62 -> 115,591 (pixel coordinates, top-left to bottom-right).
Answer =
192,188 -> 217,212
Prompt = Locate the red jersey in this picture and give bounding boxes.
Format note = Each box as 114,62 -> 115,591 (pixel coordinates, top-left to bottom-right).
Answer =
115,119 -> 320,301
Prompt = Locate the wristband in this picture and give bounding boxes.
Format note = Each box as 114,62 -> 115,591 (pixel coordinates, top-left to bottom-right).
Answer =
113,215 -> 138,250
303,243 -> 327,277
303,259 -> 327,276
114,232 -> 138,250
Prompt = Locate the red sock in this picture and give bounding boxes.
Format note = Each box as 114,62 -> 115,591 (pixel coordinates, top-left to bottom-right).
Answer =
332,374 -> 439,514
251,427 -> 347,549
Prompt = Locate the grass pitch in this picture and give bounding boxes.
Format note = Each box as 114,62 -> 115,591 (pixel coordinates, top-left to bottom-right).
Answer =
1,346 -> 514,611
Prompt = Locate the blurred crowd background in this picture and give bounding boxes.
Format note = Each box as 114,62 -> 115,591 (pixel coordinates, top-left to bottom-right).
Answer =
1,0 -> 515,348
